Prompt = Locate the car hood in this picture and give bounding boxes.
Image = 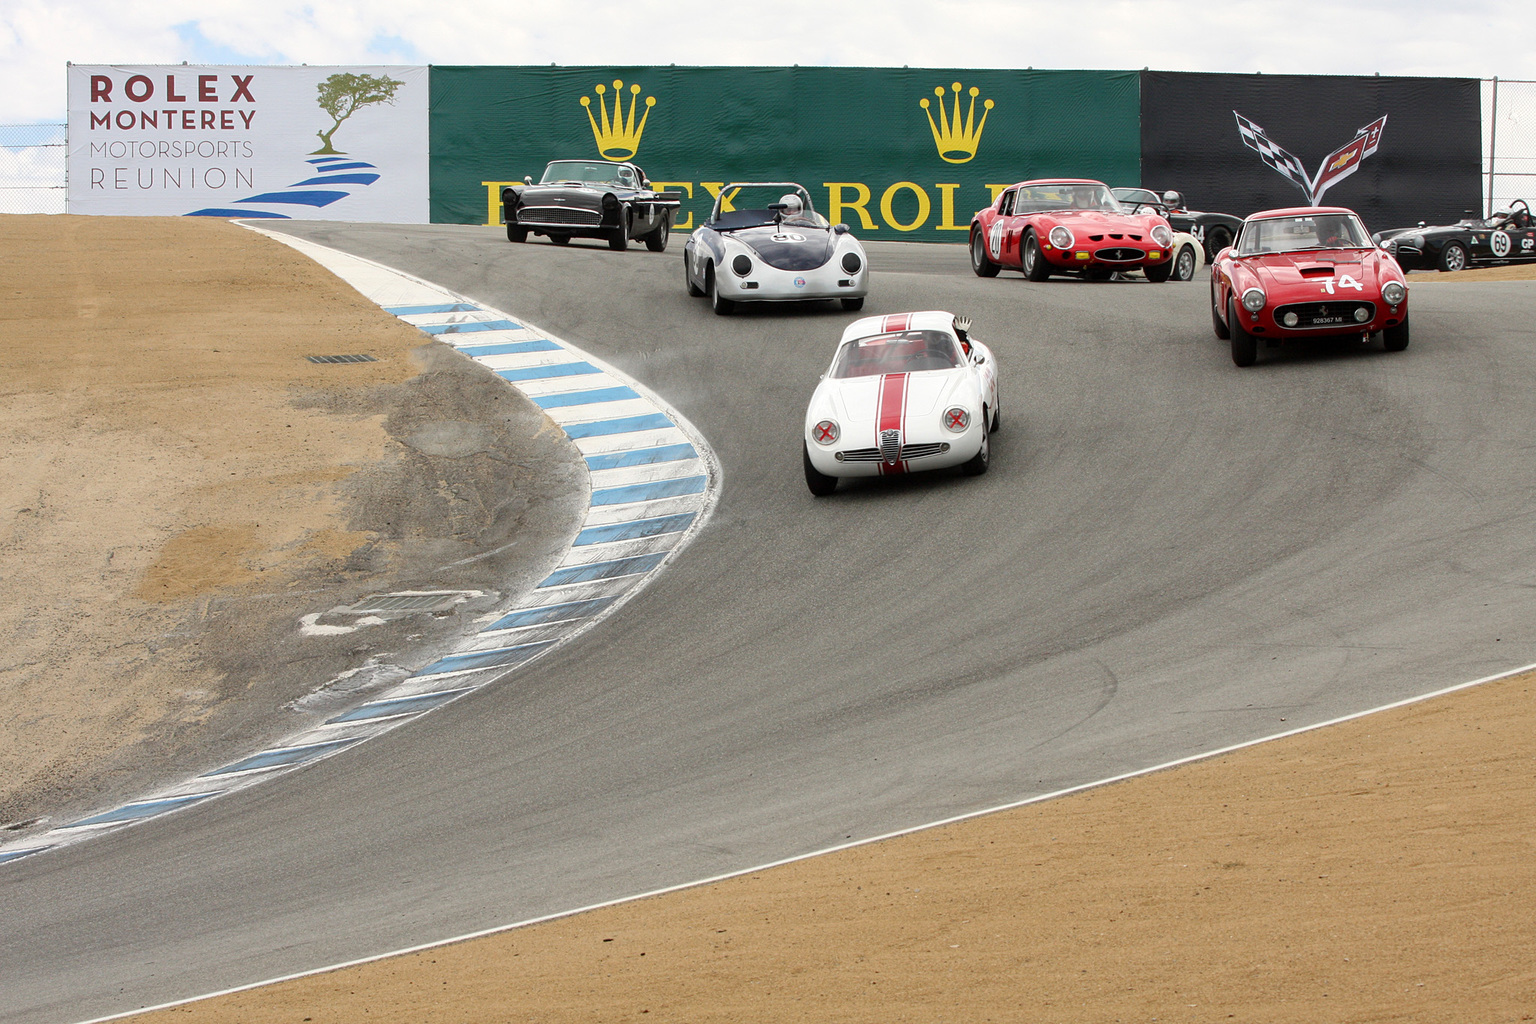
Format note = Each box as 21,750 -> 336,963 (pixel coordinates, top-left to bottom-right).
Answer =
1049,210 -> 1162,235
1242,251 -> 1395,290
732,224 -> 836,271
521,182 -> 633,204
823,371 -> 965,437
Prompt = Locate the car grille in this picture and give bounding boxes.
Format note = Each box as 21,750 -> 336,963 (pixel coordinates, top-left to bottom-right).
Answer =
1273,301 -> 1378,329
879,429 -> 902,463
1094,247 -> 1145,263
520,206 -> 601,226
839,442 -> 949,463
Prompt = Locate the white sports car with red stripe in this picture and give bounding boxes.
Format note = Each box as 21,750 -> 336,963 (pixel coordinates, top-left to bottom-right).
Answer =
803,310 -> 999,495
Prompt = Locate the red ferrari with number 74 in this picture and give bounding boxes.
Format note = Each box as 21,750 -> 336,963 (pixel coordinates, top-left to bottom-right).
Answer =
1211,206 -> 1410,367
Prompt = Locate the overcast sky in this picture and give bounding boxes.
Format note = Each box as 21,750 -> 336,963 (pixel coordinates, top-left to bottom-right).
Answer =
1,0 -> 1530,124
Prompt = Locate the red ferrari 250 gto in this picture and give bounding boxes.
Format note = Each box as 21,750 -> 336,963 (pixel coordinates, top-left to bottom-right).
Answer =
1210,206 -> 1410,367
969,179 -> 1176,282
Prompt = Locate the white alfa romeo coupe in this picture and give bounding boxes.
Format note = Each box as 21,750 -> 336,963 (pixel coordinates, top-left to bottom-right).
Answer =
803,311 -> 999,495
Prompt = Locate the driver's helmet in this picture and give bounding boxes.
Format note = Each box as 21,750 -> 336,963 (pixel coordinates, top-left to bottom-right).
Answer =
1070,186 -> 1098,209
778,193 -> 804,219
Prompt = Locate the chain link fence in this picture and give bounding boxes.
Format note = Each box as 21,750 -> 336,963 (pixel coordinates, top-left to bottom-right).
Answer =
4,80 -> 1536,219
0,123 -> 66,214
1485,78 -> 1536,217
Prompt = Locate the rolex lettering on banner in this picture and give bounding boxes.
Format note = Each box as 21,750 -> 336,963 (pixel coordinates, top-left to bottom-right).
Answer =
67,65 -> 429,221
430,66 -> 1142,243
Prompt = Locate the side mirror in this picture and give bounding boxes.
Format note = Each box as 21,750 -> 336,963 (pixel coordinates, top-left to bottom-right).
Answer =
523,175 -> 533,185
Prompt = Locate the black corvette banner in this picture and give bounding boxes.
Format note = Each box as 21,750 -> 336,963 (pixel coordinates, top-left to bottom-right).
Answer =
1140,72 -> 1482,234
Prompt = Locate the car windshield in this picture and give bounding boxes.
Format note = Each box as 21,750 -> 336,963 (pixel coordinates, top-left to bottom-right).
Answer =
1237,214 -> 1373,255
1112,188 -> 1160,208
1013,183 -> 1123,214
708,184 -> 827,231
540,160 -> 629,186
830,330 -> 962,379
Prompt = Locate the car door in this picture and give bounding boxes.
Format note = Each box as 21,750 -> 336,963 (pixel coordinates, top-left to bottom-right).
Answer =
987,189 -> 1018,266
970,340 -> 998,412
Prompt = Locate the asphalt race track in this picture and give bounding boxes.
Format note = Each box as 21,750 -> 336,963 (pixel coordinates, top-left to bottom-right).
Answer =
5,227 -> 1536,1024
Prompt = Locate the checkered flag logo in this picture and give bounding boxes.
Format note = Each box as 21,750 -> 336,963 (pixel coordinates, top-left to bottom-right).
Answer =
1234,112 -> 1311,193
1233,110 -> 1389,206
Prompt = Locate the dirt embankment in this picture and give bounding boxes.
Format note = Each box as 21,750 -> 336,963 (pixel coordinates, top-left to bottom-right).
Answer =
0,214 -> 586,831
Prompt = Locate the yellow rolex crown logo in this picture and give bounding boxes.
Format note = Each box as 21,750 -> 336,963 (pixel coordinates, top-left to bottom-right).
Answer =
920,82 -> 994,164
580,79 -> 656,161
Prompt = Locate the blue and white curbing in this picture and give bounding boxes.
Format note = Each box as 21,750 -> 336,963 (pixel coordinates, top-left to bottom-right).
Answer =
0,231 -> 719,867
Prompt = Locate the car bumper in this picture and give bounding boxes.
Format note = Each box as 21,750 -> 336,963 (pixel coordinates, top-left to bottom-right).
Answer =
718,260 -> 868,302
805,425 -> 983,478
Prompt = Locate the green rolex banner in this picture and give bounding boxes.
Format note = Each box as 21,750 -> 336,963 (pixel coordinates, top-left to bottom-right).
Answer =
429,66 -> 1141,242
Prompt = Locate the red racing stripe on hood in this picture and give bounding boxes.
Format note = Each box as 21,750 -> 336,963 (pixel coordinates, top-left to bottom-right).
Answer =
881,313 -> 911,333
877,372 -> 908,474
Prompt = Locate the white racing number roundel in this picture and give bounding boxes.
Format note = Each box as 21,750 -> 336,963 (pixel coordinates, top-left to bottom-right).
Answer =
1491,230 -> 1512,258
989,219 -> 1004,260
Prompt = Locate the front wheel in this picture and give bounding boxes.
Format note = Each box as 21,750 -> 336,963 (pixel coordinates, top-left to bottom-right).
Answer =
1172,244 -> 1198,281
709,265 -> 735,315
1229,298 -> 1257,367
507,223 -> 527,243
1144,259 -> 1173,283
804,444 -> 838,496
608,222 -> 629,251
645,217 -> 670,252
1438,241 -> 1467,273
684,252 -> 704,296
970,228 -> 1000,277
1211,283 -> 1230,339
1023,232 -> 1051,282
1382,314 -> 1411,352
961,422 -> 991,476
841,296 -> 865,311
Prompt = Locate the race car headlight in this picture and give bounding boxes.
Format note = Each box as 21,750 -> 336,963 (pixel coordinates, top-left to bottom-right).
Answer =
1404,235 -> 1423,249
1354,306 -> 1371,322
1150,224 -> 1173,248
811,419 -> 840,445
942,406 -> 971,433
1282,311 -> 1299,327
731,254 -> 753,276
1382,281 -> 1406,305
1048,226 -> 1074,249
841,252 -> 862,275
1241,287 -> 1267,313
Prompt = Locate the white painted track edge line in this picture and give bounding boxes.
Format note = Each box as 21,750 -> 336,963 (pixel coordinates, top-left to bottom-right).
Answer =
69,657 -> 1536,1024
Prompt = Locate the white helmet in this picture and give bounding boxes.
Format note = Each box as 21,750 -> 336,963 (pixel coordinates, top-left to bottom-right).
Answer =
778,193 -> 803,218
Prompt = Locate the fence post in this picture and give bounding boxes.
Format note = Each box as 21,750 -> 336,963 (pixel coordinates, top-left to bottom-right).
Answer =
1487,76 -> 1499,218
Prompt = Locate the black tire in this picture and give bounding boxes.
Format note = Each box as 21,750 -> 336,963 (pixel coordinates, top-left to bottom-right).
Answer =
1019,231 -> 1056,280
708,265 -> 734,315
1172,244 -> 1198,281
970,228 -> 1000,277
1144,259 -> 1173,283
684,251 -> 704,296
1203,226 -> 1232,263
1382,314 -> 1411,352
506,223 -> 527,243
990,400 -> 1000,434
645,216 -> 670,253
804,444 -> 838,496
549,234 -> 570,246
1437,241 -> 1467,273
961,420 -> 991,476
1022,231 -> 1051,282
1229,297 -> 1257,367
1211,282 -> 1230,340
608,221 -> 629,251
841,297 -> 865,311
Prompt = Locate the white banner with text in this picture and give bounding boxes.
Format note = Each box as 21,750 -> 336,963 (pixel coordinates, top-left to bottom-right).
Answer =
67,64 -> 428,222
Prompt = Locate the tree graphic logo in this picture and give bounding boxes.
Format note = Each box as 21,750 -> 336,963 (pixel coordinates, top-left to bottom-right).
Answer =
312,72 -> 403,155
